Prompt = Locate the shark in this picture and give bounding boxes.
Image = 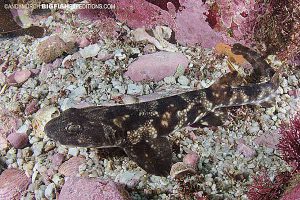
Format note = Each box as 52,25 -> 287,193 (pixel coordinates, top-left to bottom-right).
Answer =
44,44 -> 279,176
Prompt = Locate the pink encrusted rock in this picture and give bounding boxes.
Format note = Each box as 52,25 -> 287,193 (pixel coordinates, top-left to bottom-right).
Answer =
0,168 -> 30,199
175,0 -> 223,48
58,156 -> 85,177
236,139 -> 256,158
125,51 -> 189,82
111,0 -> 175,29
183,152 -> 200,169
59,177 -> 131,200
36,35 -> 74,63
6,70 -> 31,85
7,132 -> 28,149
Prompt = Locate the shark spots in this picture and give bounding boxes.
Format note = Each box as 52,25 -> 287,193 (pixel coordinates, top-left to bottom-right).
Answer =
127,120 -> 158,144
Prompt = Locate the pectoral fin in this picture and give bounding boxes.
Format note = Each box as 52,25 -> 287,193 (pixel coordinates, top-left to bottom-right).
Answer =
190,111 -> 226,128
121,137 -> 172,176
257,96 -> 277,108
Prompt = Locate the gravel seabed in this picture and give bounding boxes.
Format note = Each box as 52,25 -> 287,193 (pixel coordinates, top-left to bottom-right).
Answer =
0,11 -> 299,200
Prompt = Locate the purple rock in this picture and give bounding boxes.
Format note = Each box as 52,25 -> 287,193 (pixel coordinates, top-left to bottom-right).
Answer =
125,51 -> 189,82
6,70 -> 31,85
59,177 -> 131,200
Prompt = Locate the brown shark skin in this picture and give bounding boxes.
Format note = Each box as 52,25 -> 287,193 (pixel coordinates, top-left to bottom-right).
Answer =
0,0 -> 44,38
44,44 -> 279,176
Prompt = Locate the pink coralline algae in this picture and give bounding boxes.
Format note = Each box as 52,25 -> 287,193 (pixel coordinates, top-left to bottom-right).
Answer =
78,0 -> 175,29
216,0 -> 260,41
281,183 -> 300,200
277,113 -> 300,170
174,0 -> 223,48
112,0 -> 176,29
59,177 -> 130,200
76,0 -> 223,48
247,171 -> 291,200
125,51 -> 189,82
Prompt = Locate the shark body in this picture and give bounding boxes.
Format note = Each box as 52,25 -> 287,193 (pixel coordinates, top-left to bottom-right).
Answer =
44,44 -> 279,176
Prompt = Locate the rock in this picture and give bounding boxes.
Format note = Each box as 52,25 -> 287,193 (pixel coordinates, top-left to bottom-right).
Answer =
125,51 -> 189,82
68,147 -> 79,157
0,169 -> 30,199
59,177 -> 131,200
58,156 -> 85,177
79,44 -> 101,58
36,35 -> 74,63
6,70 -> 32,86
7,132 -> 28,149
183,152 -> 200,169
32,106 -> 59,138
0,135 -> 8,150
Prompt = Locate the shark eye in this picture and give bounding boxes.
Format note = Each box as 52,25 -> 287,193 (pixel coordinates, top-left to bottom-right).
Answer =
66,123 -> 82,133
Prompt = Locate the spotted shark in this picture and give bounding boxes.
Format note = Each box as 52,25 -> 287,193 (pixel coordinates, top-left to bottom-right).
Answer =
44,44 -> 279,176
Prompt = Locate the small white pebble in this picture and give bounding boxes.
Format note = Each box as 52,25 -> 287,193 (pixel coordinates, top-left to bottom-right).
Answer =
45,183 -> 55,199
68,147 -> 79,156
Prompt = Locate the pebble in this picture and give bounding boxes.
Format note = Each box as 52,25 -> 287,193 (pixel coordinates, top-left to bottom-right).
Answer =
32,141 -> 44,156
68,147 -> 79,157
115,171 -> 145,188
79,44 -> 101,58
69,86 -> 86,98
177,75 -> 190,86
164,76 -> 176,84
127,83 -> 143,95
44,183 -> 55,199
